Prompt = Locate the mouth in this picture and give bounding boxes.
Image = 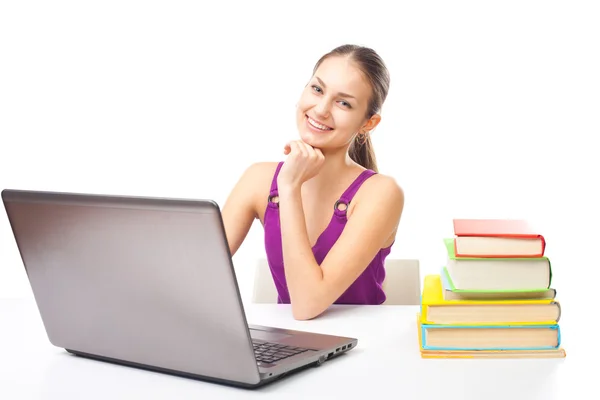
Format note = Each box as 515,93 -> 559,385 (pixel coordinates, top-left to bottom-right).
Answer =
305,115 -> 334,132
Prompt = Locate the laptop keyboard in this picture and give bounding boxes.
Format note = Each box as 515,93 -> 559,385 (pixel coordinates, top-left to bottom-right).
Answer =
252,340 -> 309,365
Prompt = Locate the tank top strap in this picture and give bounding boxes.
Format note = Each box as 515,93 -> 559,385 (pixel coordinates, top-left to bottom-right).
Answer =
338,169 -> 377,205
269,161 -> 285,196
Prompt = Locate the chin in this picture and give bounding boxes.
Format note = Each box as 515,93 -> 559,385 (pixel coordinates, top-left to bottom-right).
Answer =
298,131 -> 326,148
299,130 -> 315,143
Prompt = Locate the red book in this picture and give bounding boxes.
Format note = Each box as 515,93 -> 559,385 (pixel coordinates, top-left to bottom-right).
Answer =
452,218 -> 546,258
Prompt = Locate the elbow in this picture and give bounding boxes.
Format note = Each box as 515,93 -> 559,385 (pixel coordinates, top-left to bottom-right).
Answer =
291,298 -> 328,321
292,309 -> 317,321
287,277 -> 331,320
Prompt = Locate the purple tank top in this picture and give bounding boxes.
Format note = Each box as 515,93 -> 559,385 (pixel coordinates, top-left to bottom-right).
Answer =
263,161 -> 392,305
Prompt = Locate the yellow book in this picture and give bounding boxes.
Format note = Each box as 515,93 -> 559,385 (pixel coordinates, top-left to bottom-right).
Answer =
416,313 -> 566,359
420,274 -> 561,325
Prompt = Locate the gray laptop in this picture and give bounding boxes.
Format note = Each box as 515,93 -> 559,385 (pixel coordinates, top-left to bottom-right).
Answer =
2,189 -> 357,388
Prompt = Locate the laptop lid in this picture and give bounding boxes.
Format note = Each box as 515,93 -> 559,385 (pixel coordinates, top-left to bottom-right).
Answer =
2,189 -> 262,386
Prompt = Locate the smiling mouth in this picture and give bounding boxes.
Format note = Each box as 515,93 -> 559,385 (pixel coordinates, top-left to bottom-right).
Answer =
306,115 -> 333,131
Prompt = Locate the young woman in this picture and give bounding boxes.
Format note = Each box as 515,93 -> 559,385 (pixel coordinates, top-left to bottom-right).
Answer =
222,44 -> 404,320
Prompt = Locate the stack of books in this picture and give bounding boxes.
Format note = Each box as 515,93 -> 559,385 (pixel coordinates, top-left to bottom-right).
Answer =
417,218 -> 566,358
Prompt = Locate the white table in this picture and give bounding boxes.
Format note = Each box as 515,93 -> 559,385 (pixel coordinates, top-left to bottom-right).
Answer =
0,298 -> 586,399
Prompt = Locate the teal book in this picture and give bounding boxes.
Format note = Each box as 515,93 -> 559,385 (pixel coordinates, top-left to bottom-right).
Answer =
419,321 -> 561,351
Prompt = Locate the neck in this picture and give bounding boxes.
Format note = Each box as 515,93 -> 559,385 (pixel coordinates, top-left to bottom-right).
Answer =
305,145 -> 362,189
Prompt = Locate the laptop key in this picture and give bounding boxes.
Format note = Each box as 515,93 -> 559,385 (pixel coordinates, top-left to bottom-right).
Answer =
252,340 -> 310,364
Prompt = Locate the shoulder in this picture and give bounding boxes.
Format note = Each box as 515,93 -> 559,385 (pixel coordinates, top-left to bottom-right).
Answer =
364,172 -> 404,201
240,161 -> 281,183
353,172 -> 405,215
237,161 -> 282,214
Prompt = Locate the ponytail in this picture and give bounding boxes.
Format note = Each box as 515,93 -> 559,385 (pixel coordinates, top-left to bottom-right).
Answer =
348,135 -> 378,172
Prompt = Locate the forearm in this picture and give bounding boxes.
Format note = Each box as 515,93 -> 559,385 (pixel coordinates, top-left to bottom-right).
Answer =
278,185 -> 326,317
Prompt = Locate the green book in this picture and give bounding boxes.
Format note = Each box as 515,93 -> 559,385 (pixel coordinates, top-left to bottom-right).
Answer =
442,238 -> 552,292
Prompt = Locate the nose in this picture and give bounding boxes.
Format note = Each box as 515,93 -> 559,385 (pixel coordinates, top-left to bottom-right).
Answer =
314,96 -> 331,119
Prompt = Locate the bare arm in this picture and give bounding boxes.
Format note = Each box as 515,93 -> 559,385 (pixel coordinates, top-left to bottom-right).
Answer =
278,176 -> 404,320
221,162 -> 274,256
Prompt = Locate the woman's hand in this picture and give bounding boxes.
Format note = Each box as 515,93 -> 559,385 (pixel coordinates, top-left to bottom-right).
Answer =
277,140 -> 325,192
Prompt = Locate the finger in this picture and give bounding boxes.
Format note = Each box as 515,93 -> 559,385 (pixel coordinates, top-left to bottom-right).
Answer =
290,141 -> 302,157
305,143 -> 320,161
314,147 -> 325,160
302,141 -> 317,158
295,140 -> 308,158
301,141 -> 315,151
284,140 -> 298,155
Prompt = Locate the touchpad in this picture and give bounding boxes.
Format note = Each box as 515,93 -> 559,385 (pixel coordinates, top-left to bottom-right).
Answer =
250,328 -> 292,342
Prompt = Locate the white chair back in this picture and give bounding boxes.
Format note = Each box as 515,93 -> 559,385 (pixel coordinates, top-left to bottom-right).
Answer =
381,259 -> 421,305
252,259 -> 279,303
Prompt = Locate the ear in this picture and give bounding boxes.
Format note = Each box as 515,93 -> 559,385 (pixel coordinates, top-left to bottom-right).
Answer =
360,113 -> 381,134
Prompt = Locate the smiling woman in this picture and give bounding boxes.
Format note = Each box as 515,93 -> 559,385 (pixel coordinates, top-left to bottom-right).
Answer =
221,44 -> 404,320
297,45 -> 388,173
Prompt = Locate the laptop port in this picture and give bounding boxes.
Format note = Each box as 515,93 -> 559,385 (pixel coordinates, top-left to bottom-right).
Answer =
342,345 -> 347,350
328,352 -> 333,358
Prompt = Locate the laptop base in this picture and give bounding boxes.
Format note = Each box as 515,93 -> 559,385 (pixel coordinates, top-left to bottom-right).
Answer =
65,348 -> 320,389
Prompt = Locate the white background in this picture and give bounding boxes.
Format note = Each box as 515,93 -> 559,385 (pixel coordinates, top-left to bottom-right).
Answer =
1,0 -> 598,338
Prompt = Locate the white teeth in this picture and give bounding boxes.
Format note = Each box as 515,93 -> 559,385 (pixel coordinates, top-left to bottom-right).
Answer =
307,117 -> 332,131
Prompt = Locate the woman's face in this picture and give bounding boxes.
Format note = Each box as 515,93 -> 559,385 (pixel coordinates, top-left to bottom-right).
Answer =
296,56 -> 378,151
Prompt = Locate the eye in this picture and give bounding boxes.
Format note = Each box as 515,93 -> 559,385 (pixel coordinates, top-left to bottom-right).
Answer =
339,100 -> 352,109
311,85 -> 323,93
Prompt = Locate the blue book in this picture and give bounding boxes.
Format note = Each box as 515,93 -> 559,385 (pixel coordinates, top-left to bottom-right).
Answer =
419,321 -> 561,351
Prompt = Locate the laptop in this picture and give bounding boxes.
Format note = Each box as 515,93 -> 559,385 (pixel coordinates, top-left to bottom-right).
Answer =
1,189 -> 357,388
